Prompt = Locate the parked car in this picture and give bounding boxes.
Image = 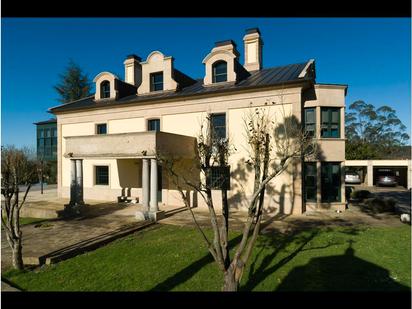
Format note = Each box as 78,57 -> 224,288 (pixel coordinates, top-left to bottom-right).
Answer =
345,171 -> 362,184
376,169 -> 397,187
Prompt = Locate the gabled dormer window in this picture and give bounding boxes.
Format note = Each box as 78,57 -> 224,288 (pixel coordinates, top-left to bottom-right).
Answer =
212,61 -> 227,83
150,72 -> 163,92
101,81 -> 110,99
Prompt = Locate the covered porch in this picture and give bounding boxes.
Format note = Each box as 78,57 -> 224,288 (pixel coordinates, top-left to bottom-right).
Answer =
62,131 -> 197,219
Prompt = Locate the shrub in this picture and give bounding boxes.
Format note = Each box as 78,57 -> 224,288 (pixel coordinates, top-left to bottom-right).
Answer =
350,189 -> 373,201
364,197 -> 397,213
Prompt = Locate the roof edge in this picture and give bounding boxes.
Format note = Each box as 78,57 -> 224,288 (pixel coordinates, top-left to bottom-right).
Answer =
49,79 -> 311,115
298,59 -> 315,78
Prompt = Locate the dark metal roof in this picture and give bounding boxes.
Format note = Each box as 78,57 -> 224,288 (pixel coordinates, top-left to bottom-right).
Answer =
34,118 -> 57,125
49,61 -> 313,114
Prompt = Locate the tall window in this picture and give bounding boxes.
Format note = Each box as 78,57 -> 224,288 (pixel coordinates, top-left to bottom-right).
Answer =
95,166 -> 109,185
150,72 -> 164,91
212,61 -> 227,83
96,123 -> 107,134
304,108 -> 316,137
321,162 -> 341,202
148,119 -> 160,132
321,107 -> 340,138
210,113 -> 226,140
304,162 -> 317,202
101,81 -> 110,99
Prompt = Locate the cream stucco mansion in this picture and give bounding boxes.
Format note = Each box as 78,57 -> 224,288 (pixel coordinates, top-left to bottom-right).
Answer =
49,28 -> 347,216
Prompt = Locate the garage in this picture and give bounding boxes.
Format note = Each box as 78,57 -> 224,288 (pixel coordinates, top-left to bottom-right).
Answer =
373,166 -> 408,188
345,159 -> 411,189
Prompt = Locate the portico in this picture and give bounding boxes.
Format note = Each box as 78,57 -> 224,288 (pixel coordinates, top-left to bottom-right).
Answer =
63,131 -> 197,220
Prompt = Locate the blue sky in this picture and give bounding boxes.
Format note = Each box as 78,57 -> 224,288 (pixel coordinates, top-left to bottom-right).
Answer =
2,18 -> 411,148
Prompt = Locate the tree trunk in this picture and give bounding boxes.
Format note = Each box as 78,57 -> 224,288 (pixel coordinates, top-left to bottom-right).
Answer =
12,238 -> 24,270
222,267 -> 238,291
221,189 -> 230,268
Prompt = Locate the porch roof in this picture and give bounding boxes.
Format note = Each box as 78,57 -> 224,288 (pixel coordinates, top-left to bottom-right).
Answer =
64,131 -> 197,160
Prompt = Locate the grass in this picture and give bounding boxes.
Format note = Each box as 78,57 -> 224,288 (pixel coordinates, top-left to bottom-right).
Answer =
2,224 -> 411,291
1,217 -> 50,229
19,217 -> 49,226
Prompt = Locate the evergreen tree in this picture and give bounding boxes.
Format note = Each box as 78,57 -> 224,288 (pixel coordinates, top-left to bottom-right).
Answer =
345,100 -> 410,159
54,60 -> 92,103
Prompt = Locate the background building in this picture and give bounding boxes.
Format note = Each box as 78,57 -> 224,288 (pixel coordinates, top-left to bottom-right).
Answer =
34,118 -> 57,184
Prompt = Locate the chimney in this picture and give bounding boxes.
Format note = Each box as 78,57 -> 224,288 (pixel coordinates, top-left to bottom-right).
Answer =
124,54 -> 142,87
243,28 -> 263,72
212,40 -> 240,57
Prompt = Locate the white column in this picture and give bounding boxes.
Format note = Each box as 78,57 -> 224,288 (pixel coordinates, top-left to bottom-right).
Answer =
70,159 -> 77,205
150,158 -> 158,212
142,159 -> 150,211
75,159 -> 84,204
367,160 -> 374,187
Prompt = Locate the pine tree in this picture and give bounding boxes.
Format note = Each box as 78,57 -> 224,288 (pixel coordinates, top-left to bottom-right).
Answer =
54,60 -> 92,103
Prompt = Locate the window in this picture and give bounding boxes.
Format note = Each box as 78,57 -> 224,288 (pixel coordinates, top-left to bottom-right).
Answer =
45,129 -> 51,138
304,108 -> 316,137
321,162 -> 341,202
150,72 -> 163,92
304,162 -> 317,202
39,129 -> 44,138
148,119 -> 160,132
96,123 -> 107,135
212,61 -> 227,83
101,81 -> 110,99
95,166 -> 109,185
321,108 -> 340,138
52,128 -> 57,137
210,113 -> 226,140
206,166 -> 230,190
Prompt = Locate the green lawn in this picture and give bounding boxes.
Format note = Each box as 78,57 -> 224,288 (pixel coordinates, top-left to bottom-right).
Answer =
3,224 -> 411,291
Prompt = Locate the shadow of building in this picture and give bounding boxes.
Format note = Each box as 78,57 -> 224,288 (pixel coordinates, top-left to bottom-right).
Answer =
275,241 -> 409,291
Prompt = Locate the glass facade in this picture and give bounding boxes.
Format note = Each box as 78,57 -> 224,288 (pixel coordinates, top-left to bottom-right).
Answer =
36,121 -> 57,162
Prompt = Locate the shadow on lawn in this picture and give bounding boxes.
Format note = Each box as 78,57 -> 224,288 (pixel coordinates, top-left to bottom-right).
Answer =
151,225 -> 409,292
242,226 -> 408,291
275,240 -> 410,291
150,234 -> 243,291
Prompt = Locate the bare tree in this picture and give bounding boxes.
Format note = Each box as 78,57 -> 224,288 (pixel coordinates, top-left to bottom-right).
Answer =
158,102 -> 317,291
1,146 -> 36,270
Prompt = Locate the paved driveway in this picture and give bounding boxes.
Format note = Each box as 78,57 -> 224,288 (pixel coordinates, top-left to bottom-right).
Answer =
371,187 -> 411,214
348,185 -> 411,214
